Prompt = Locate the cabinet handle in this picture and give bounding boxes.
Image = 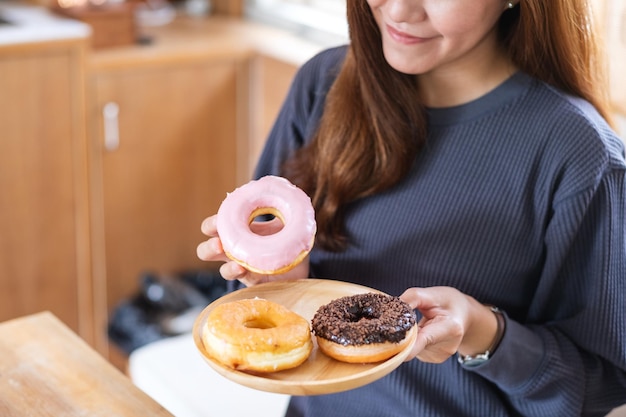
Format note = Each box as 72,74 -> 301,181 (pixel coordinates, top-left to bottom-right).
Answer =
103,102 -> 120,151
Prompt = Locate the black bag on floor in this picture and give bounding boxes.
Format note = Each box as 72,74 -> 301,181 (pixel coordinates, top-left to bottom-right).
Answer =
107,269 -> 227,354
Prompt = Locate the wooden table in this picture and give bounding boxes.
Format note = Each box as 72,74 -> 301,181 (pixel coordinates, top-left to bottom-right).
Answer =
0,312 -> 173,416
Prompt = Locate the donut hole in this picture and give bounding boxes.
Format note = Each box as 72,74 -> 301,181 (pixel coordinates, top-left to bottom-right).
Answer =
243,317 -> 277,329
248,207 -> 285,236
347,305 -> 380,322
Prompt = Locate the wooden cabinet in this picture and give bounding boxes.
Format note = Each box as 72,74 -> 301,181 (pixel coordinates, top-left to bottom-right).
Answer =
248,54 -> 298,177
88,47 -> 249,364
0,15 -> 314,369
0,39 -> 94,344
212,0 -> 244,16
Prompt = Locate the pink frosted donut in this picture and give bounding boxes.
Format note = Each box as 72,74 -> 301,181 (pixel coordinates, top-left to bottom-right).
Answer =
216,175 -> 316,275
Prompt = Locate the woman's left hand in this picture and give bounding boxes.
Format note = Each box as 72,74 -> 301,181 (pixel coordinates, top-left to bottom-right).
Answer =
400,286 -> 498,363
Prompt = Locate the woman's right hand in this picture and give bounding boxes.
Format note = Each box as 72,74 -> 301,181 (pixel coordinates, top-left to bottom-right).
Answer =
196,214 -> 310,287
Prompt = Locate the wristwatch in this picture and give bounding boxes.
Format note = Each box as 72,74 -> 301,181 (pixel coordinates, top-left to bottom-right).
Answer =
457,306 -> 505,367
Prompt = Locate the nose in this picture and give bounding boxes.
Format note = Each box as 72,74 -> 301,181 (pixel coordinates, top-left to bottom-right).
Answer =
385,0 -> 426,23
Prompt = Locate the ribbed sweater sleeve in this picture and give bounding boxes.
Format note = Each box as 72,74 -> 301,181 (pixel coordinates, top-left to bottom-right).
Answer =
254,46 -> 626,417
473,168 -> 626,415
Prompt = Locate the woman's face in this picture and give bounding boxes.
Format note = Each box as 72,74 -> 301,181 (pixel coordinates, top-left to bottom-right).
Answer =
366,0 -> 510,75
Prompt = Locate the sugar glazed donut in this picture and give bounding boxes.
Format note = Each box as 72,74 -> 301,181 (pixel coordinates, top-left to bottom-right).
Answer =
216,176 -> 316,275
312,293 -> 417,363
203,298 -> 313,372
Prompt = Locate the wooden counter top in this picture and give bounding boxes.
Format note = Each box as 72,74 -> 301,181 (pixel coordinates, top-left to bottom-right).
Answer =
89,15 -> 334,71
0,312 -> 173,416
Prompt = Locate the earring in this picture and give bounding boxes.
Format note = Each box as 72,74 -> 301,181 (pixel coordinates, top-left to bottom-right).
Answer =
507,1 -> 515,8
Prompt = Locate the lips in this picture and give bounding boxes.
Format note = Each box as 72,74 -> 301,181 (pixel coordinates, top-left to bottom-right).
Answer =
386,24 -> 431,45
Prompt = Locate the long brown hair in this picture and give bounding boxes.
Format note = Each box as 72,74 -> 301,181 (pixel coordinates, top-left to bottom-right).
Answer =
283,0 -> 612,252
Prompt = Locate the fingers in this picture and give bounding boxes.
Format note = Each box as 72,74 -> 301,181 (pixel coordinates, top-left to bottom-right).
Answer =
197,214 -> 310,288
404,316 -> 464,363
219,261 -> 248,281
200,215 -> 218,236
400,286 -> 468,363
196,235 -> 226,262
196,231 -> 249,282
400,286 -> 448,312
197,214 -> 230,263
413,315 -> 464,363
197,214 -> 263,286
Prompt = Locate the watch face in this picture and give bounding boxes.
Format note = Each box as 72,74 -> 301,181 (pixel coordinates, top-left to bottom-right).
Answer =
460,357 -> 488,367
457,352 -> 491,367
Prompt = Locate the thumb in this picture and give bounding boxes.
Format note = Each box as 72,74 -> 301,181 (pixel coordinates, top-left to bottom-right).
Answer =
400,287 -> 443,312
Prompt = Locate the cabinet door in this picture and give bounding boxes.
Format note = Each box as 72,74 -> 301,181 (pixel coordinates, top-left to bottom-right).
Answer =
0,42 -> 90,338
248,54 -> 297,178
91,60 -> 239,353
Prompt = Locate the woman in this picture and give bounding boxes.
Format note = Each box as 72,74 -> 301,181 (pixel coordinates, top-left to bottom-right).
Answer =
197,0 -> 626,415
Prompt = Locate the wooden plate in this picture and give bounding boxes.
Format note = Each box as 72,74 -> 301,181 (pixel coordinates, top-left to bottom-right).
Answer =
192,279 -> 417,396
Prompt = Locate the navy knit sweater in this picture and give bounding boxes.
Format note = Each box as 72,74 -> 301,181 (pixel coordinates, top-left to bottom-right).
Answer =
254,46 -> 626,417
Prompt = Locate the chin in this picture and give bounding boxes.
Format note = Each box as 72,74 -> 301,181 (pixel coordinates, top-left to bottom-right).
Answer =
382,47 -> 429,75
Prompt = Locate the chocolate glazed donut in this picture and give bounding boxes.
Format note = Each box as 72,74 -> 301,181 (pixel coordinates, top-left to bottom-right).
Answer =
312,293 -> 417,363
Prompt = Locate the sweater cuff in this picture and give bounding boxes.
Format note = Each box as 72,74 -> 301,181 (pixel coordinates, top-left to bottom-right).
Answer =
461,314 -> 545,392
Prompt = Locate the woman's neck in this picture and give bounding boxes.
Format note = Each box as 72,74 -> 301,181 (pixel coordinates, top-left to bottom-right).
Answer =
417,39 -> 517,108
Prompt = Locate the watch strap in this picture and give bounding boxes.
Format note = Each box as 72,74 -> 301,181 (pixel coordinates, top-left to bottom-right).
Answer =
457,306 -> 505,367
